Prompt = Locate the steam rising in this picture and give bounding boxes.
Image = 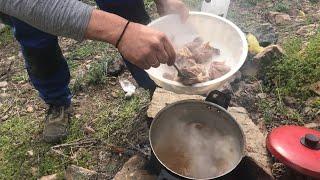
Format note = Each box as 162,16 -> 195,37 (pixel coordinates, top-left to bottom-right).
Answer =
154,120 -> 239,179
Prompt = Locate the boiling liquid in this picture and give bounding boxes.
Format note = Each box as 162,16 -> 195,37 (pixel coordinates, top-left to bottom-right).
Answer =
154,121 -> 238,179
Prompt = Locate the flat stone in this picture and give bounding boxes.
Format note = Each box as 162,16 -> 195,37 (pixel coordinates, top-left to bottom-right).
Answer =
39,174 -> 58,180
65,165 -> 97,180
114,155 -> 156,180
147,88 -> 204,118
228,107 -> 273,176
147,88 -> 273,177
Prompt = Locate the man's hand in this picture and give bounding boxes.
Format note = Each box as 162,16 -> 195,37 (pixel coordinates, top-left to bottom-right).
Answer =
85,10 -> 176,70
117,22 -> 176,69
155,0 -> 189,22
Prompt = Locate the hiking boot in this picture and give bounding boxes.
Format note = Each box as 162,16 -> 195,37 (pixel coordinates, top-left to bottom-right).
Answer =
43,105 -> 70,143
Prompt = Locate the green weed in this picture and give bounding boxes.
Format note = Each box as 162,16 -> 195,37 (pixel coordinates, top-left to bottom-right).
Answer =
264,32 -> 320,100
274,1 -> 290,13
0,26 -> 13,47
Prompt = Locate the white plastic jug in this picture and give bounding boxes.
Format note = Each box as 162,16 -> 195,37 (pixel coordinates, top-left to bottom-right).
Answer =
201,0 -> 231,18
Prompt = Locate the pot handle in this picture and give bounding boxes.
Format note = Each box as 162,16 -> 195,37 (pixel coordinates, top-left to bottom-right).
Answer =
205,90 -> 231,109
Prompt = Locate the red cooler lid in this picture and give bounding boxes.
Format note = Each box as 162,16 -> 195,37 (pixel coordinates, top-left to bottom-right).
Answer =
267,125 -> 320,178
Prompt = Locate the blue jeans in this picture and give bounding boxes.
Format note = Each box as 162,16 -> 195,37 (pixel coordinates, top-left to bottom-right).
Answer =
11,0 -> 155,107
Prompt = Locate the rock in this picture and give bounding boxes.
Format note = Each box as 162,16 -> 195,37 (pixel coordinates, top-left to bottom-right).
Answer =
31,167 -> 38,176
114,155 -> 156,180
0,93 -> 8,97
107,58 -> 125,76
27,150 -> 34,156
249,23 -> 278,47
242,45 -> 284,78
7,56 -> 16,61
0,81 -> 8,88
240,54 -> 259,77
147,88 -> 204,118
84,125 -> 95,134
65,165 -> 97,180
305,97 -> 320,107
268,11 -> 291,25
253,45 -> 284,79
75,114 -> 81,119
312,10 -> 320,21
111,91 -> 119,98
283,96 -> 298,108
229,107 -> 273,176
310,81 -> 320,96
1,114 -> 9,121
257,93 -> 267,99
254,45 -> 284,65
39,174 -> 58,180
26,106 -> 34,113
0,23 -> 5,32
303,106 -> 313,115
304,122 -> 320,129
296,24 -> 319,37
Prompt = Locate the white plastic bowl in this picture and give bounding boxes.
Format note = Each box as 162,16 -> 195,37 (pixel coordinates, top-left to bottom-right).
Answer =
146,12 -> 248,95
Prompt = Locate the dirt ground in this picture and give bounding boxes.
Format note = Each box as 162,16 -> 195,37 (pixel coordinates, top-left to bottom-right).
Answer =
0,0 -> 319,179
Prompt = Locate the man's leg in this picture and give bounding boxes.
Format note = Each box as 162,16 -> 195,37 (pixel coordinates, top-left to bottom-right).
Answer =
10,17 -> 71,143
95,0 -> 156,91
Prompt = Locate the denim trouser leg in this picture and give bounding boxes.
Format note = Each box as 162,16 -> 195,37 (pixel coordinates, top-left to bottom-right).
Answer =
11,0 -> 156,106
10,18 -> 71,106
95,0 -> 156,90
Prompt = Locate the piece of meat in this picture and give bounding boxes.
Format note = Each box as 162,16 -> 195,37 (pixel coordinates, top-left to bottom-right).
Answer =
178,64 -> 209,85
185,37 -> 203,50
176,58 -> 197,69
177,47 -> 193,59
209,61 -> 231,80
190,42 -> 221,64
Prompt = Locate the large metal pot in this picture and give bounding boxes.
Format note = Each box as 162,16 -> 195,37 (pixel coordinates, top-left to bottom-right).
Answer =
149,91 -> 245,179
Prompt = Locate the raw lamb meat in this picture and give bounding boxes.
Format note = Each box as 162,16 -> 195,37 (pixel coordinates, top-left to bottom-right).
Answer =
161,37 -> 230,86
209,61 -> 231,79
178,65 -> 209,85
190,42 -> 220,64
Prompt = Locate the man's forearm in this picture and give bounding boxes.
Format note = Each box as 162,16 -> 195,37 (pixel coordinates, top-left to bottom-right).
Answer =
85,9 -> 128,46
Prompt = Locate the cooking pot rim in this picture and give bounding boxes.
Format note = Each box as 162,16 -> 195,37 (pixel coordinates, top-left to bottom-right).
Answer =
149,99 -> 246,180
